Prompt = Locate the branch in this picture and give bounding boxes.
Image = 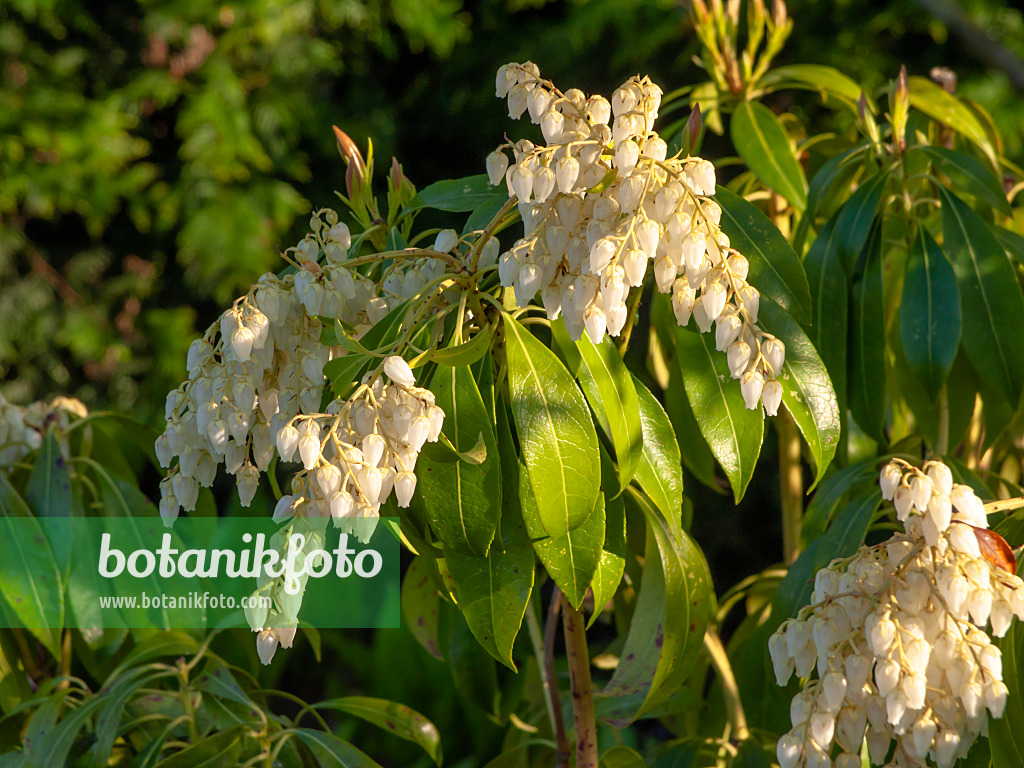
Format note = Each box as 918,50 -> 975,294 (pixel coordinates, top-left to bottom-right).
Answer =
562,601 -> 598,768
544,588 -> 571,768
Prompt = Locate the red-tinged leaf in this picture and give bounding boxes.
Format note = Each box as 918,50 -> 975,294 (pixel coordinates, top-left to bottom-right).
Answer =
969,525 -> 1017,574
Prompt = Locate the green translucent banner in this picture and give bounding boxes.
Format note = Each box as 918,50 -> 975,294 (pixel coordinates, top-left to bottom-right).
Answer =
0,514 -> 399,632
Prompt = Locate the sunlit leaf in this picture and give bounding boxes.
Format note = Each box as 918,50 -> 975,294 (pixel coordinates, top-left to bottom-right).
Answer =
730,101 -> 807,210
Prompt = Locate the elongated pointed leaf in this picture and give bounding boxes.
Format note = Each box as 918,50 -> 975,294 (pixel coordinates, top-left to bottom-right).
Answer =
939,187 -> 1024,407
401,556 -> 443,660
589,447 -> 627,628
23,429 -> 72,579
673,327 -> 764,502
520,466 -> 604,611
805,144 -> 870,219
445,497 -> 534,670
730,101 -> 807,210
835,169 -> 890,274
576,335 -> 643,490
848,222 -> 886,443
418,364 -> 500,556
293,729 -> 383,768
758,300 -> 840,488
410,174 -> 506,212
314,697 -> 442,765
447,605 -> 500,715
801,456 -> 880,546
908,77 -> 997,166
803,216 -> 848,406
0,477 -> 63,657
631,376 -> 684,543
505,315 -> 599,537
600,491 -> 712,724
909,145 -> 1010,215
758,64 -> 865,110
900,227 -> 961,398
715,186 -> 812,323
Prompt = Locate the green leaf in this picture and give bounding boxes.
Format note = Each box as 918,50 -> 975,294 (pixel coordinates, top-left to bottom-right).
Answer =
803,215 -> 848,406
90,667 -> 172,766
758,64 -> 866,110
939,187 -> 1024,407
601,746 -> 647,768
804,144 -> 870,219
835,169 -> 890,274
520,467 -> 604,611
908,145 -> 1010,215
0,477 -> 63,658
314,697 -> 442,765
631,377 -> 684,543
589,448 -> 627,628
993,224 -> 1024,268
758,300 -> 841,489
419,324 -> 493,368
504,314 -> 600,538
732,740 -> 773,768
418,364 -> 500,556
908,76 -> 997,166
801,456 -> 880,546
409,174 -> 506,212
772,487 -> 879,622
848,222 -> 886,444
900,226 -> 961,399
324,301 -> 410,396
445,495 -> 534,670
293,729 -> 383,768
23,695 -> 104,768
730,100 -> 807,210
673,327 -> 764,502
401,556 -> 443,660
714,186 -> 812,323
576,335 -> 643,490
23,429 -> 73,579
446,606 -> 499,716
600,491 -> 712,724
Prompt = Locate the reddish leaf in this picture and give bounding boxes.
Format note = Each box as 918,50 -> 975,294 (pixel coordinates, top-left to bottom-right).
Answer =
969,525 -> 1017,574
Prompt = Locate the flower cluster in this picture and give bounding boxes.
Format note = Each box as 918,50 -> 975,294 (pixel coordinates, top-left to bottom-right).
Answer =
270,355 -> 443,536
489,62 -> 784,413
0,394 -> 88,469
770,459 -> 1024,768
156,209 -> 447,526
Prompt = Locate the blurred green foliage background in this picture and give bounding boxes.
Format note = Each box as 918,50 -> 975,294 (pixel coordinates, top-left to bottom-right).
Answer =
3,0 -> 1023,425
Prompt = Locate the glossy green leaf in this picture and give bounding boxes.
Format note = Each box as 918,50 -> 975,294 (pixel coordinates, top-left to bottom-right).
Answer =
908,76 -> 997,166
589,447 -> 627,628
409,174 -> 506,212
993,224 -> 1024,268
419,324 -> 493,368
462,193 -> 510,235
772,487 -> 879,622
22,695 -> 104,768
849,222 -> 886,443
631,376 -> 684,543
314,697 -> 442,765
324,301 -> 410,395
909,145 -> 1010,215
447,606 -> 499,715
600,491 -> 712,724
505,314 -> 600,537
804,144 -> 870,220
803,215 -> 848,406
673,326 -> 764,502
715,186 -> 812,323
445,496 -> 534,670
520,467 -> 604,611
758,64 -> 866,110
758,300 -> 841,488
835,169 -> 889,274
900,226 -> 961,398
662,362 -> 720,493
601,746 -> 647,768
730,100 -> 807,210
801,456 -> 880,546
576,335 -> 643,490
23,429 -> 72,580
939,187 -> 1024,407
401,556 -> 443,660
418,363 -> 500,556
90,667 -> 171,766
293,728 -> 383,768
0,477 -> 63,658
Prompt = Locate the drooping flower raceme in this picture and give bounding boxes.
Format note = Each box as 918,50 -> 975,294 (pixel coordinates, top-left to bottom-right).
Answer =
157,209 -> 446,524
770,459 -> 1023,768
490,61 -> 784,413
0,394 -> 88,469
